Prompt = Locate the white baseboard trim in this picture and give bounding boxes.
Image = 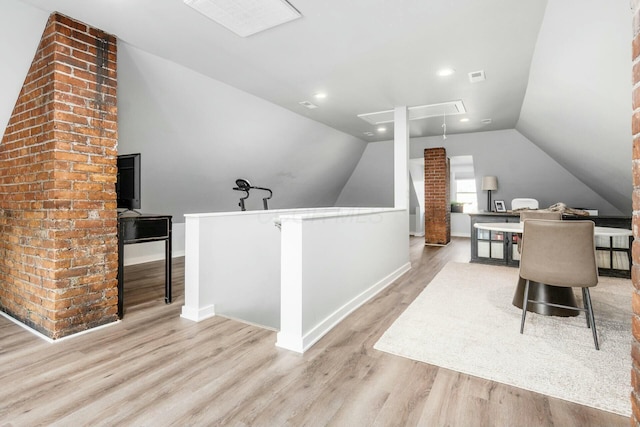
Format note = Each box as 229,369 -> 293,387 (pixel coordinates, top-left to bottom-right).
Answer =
215,313 -> 278,332
0,310 -> 119,343
276,261 -> 412,353
180,304 -> 215,322
451,232 -> 471,238
410,231 -> 425,237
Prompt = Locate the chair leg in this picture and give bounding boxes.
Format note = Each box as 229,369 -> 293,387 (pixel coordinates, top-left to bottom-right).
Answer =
520,280 -> 530,334
582,288 -> 591,329
583,288 -> 599,350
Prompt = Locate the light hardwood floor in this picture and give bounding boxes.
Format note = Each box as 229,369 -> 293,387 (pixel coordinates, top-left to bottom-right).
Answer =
0,237 -> 629,426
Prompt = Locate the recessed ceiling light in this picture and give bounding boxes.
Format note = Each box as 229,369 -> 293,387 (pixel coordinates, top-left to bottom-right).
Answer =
313,92 -> 327,99
363,131 -> 374,136
377,126 -> 387,133
460,118 -> 470,122
437,68 -> 455,77
183,0 -> 302,37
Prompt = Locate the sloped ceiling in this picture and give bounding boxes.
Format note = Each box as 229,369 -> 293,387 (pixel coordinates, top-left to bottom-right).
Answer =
4,0 -> 634,214
517,0 -> 632,214
15,0 -> 548,141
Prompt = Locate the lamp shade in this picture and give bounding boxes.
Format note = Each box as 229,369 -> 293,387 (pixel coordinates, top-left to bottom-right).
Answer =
481,175 -> 498,191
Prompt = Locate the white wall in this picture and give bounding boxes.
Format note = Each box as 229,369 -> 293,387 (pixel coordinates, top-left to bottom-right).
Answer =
409,159 -> 425,236
116,43 -> 367,222
0,1 -> 48,134
335,140 -> 393,207
517,0 -> 631,215
451,213 -> 471,237
338,129 -> 623,215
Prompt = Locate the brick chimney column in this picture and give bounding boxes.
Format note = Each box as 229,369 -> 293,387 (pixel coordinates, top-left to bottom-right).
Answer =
632,0 -> 640,422
0,13 -> 118,339
424,147 -> 450,245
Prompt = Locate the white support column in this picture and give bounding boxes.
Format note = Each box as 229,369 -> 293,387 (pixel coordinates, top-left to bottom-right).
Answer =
181,216 -> 215,321
394,106 -> 409,209
276,217 -> 305,353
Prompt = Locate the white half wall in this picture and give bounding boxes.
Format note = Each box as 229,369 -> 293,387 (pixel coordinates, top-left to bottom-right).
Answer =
181,207 -> 364,327
276,208 -> 410,353
181,207 -> 410,354
181,209 -> 298,327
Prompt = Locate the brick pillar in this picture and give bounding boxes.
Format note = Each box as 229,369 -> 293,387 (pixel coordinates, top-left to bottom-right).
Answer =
424,148 -> 450,245
633,1 -> 640,423
0,13 -> 118,339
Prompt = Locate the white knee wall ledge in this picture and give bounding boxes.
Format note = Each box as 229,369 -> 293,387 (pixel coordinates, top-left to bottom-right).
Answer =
275,208 -> 410,353
181,207 -> 410,353
276,261 -> 410,353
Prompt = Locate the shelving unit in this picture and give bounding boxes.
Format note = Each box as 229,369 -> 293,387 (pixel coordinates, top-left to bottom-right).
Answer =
469,213 -> 520,267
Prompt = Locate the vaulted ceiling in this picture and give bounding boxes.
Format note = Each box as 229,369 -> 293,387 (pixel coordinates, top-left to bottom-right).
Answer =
12,0 -> 635,213
16,0 -> 548,140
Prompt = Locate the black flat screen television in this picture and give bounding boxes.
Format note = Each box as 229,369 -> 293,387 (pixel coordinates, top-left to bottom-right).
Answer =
116,153 -> 141,210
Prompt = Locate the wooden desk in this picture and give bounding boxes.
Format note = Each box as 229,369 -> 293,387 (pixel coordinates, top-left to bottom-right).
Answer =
117,213 -> 172,318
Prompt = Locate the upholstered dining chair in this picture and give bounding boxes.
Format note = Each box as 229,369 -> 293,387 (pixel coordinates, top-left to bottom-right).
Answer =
515,210 -> 563,253
518,219 -> 599,350
519,210 -> 563,222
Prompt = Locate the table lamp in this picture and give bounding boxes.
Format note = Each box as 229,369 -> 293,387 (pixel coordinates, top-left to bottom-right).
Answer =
482,176 -> 498,212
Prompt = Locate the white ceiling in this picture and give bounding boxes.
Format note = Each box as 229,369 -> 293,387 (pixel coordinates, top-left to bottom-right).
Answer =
13,0 -> 635,213
17,0 -> 548,142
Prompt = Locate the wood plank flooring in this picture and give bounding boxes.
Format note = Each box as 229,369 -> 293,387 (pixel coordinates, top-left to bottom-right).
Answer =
0,237 -> 629,426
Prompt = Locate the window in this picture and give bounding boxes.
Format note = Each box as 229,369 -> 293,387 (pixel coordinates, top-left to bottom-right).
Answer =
455,179 -> 478,213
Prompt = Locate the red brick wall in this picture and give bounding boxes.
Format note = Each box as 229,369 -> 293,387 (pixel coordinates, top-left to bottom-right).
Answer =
424,147 -> 450,245
0,13 -> 118,339
633,1 -> 640,423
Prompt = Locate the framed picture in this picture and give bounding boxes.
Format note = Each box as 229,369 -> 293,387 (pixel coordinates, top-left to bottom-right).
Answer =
494,200 -> 506,212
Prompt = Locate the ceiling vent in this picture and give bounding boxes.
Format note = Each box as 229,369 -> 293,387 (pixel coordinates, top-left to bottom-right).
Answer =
299,101 -> 318,109
481,118 -> 492,124
468,70 -> 486,83
357,100 -> 466,125
183,0 -> 301,37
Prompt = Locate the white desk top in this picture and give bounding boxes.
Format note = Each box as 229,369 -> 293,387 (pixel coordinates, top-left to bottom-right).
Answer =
474,222 -> 632,237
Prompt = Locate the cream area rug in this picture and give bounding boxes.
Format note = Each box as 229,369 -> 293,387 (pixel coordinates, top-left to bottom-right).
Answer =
374,262 -> 632,416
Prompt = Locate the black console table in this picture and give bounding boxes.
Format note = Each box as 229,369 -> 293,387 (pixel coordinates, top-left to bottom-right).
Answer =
117,213 -> 172,318
469,212 -> 632,278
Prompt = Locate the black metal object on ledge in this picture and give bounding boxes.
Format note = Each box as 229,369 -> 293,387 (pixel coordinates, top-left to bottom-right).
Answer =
232,178 -> 273,211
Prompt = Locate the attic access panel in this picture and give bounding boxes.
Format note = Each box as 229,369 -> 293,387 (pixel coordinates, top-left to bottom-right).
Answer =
183,0 -> 301,37
357,100 -> 466,125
